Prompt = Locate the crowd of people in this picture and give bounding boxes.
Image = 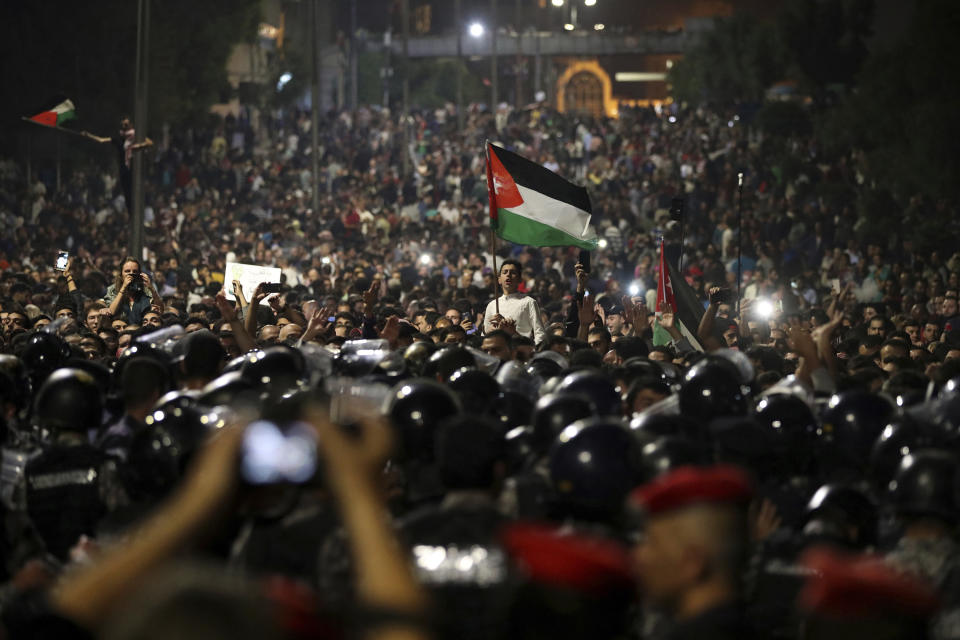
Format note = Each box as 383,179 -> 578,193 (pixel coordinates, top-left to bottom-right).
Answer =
0,97 -> 959,639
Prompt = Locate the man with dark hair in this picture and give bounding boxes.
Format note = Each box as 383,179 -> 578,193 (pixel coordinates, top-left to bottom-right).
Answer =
98,358 -> 169,458
481,329 -> 514,362
483,259 -> 546,345
587,326 -> 612,355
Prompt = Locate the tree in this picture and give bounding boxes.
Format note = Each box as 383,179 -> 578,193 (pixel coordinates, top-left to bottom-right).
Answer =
668,13 -> 788,106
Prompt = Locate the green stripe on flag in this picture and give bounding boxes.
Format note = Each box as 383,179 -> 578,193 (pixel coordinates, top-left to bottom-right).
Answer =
496,208 -> 598,250
652,320 -> 674,347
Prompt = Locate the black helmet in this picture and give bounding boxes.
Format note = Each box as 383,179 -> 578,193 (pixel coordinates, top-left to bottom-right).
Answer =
637,436 -> 709,484
754,394 -> 818,458
21,332 -> 71,386
33,367 -> 103,433
679,359 -> 749,424
556,370 -> 621,416
447,367 -> 501,414
241,345 -> 306,393
495,361 -> 540,400
531,393 -> 597,454
504,425 -> 536,474
888,449 -> 960,524
0,354 -> 31,410
868,418 -> 942,496
124,405 -> 212,502
197,371 -> 258,408
422,346 -> 476,380
548,417 -> 641,521
113,342 -> 172,388
486,390 -> 535,434
527,355 -> 565,381
620,357 -> 668,385
818,391 -> 895,472
803,484 -> 877,549
402,341 -> 438,377
153,389 -> 201,413
387,378 -> 461,463
629,412 -> 705,444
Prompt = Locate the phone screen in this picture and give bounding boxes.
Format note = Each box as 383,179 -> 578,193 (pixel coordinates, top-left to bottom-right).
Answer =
55,251 -> 69,271
241,420 -> 317,485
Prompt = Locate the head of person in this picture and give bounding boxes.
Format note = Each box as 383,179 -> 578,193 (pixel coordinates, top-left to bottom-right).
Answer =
142,311 -> 163,330
114,257 -> 142,295
867,316 -> 889,338
442,325 -> 467,345
85,302 -> 107,332
943,295 -> 959,318
513,335 -> 535,362
631,466 -> 752,617
606,307 -> 625,335
482,329 -> 515,362
499,259 -> 523,295
333,312 -> 356,338
588,327 -> 612,355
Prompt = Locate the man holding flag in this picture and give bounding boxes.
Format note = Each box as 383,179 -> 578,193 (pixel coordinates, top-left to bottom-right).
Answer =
653,238 -> 703,355
484,142 -> 597,346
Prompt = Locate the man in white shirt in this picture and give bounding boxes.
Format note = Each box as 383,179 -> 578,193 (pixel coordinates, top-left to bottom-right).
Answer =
483,259 -> 546,345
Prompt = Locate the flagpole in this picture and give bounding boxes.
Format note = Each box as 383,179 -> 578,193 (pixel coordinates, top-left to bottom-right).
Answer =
20,117 -> 90,139
736,172 -> 744,316
485,140 -> 500,315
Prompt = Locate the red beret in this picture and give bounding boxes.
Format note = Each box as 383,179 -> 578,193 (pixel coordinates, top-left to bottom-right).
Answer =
630,465 -> 752,515
799,547 -> 939,619
501,523 -> 634,595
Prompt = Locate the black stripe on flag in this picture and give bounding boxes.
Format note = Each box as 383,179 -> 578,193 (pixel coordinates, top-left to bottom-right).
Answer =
489,143 -> 592,214
666,257 -> 705,352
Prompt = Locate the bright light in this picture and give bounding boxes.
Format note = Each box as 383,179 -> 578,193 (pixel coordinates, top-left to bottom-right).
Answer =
584,0 -> 596,5
468,22 -> 485,38
668,115 -> 677,123
628,282 -> 640,296
564,23 -> 574,31
551,0 -> 564,6
593,23 -> 605,30
597,238 -> 608,249
276,71 -> 292,91
419,254 -> 432,265
755,299 -> 775,319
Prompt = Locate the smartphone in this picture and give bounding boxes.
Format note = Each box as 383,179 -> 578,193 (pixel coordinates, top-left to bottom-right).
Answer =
240,420 -> 317,485
55,250 -> 69,271
578,250 -> 591,273
262,282 -> 282,294
831,279 -> 841,294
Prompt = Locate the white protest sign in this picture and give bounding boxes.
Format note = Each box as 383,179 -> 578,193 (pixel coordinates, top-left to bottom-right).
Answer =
223,261 -> 282,306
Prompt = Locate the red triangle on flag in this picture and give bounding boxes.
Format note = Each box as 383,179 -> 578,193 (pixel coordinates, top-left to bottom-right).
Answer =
487,145 -> 524,210
656,240 -> 677,314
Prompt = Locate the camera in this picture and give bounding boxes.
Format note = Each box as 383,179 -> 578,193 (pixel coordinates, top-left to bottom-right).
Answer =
710,288 -> 732,305
261,282 -> 282,294
128,272 -> 144,295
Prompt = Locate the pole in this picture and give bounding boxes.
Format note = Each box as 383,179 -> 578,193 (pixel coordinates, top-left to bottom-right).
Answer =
455,0 -> 463,130
736,172 -> 744,316
485,141 -> 500,315
514,0 -> 522,106
490,0 -> 498,109
310,0 -> 320,211
534,32 -> 541,99
401,0 -> 410,178
131,0 -> 150,261
350,0 -> 358,112
55,134 -> 62,192
26,132 -> 31,188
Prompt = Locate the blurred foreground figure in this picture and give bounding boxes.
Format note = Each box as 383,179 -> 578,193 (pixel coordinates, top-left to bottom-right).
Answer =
630,465 -> 756,640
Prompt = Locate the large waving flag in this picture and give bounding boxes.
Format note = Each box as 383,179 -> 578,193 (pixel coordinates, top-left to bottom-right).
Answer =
28,99 -> 77,127
486,142 -> 598,250
654,239 -> 704,351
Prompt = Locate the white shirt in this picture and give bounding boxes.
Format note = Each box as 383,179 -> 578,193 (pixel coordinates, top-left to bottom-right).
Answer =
483,293 -> 546,345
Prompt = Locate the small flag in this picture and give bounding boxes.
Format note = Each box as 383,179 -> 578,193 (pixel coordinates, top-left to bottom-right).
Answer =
486,142 -> 598,250
654,239 -> 704,351
28,99 -> 77,127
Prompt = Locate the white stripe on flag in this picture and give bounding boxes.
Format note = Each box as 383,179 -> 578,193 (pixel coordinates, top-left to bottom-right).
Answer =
510,184 -> 596,242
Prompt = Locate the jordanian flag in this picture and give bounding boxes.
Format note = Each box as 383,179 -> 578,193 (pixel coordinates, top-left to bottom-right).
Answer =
653,239 -> 704,351
486,142 -> 598,250
29,99 -> 77,127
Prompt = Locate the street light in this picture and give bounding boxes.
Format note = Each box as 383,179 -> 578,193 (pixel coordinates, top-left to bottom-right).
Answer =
563,23 -> 574,31
584,0 -> 596,6
469,21 -> 485,37
593,23 -> 604,30
551,0 -> 563,6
